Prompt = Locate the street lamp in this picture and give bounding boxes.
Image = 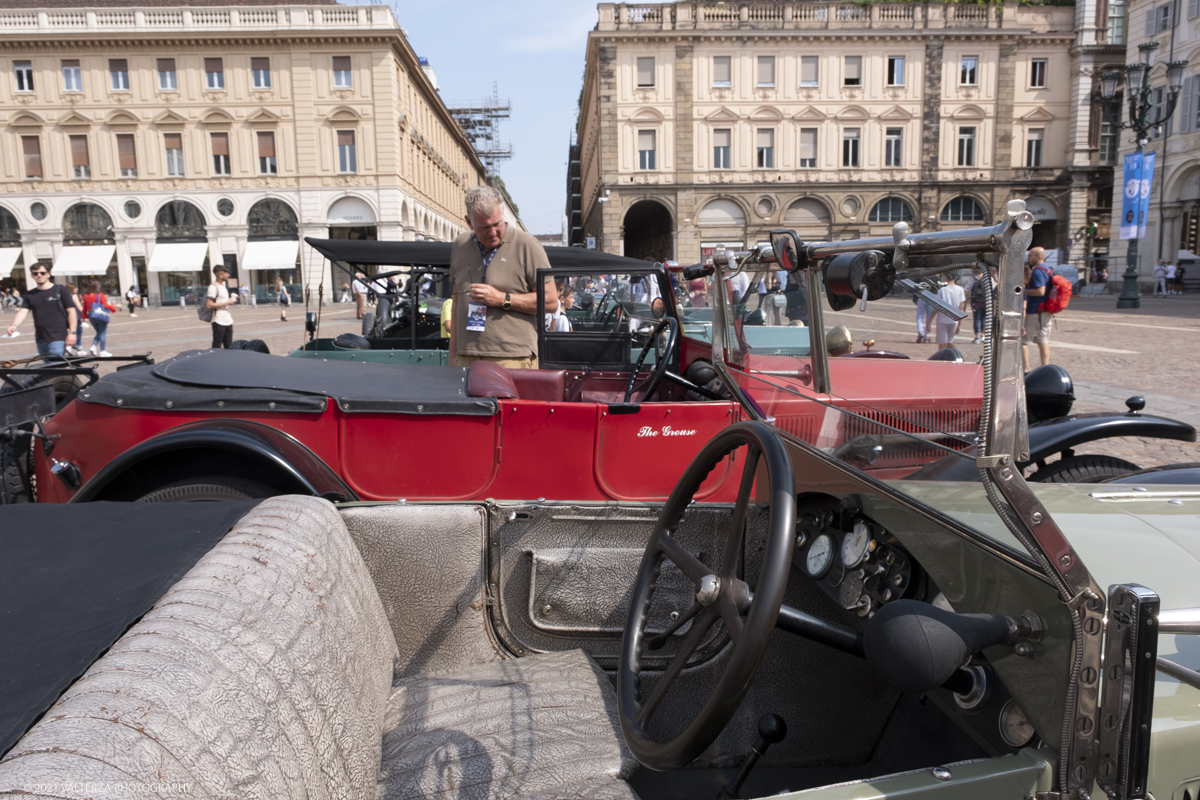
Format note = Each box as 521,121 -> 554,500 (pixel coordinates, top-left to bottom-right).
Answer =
1099,42 -> 1189,309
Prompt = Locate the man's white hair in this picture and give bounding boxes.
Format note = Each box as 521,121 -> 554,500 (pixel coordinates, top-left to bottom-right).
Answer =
464,185 -> 505,219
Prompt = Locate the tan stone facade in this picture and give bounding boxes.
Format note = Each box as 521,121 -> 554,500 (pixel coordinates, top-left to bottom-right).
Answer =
577,2 -> 1096,267
0,3 -> 491,303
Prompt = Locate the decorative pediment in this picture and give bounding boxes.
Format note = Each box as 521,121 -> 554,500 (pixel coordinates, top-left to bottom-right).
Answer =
153,109 -> 187,125
201,108 -> 234,125
57,110 -> 92,127
247,107 -> 281,125
950,104 -> 986,120
9,112 -> 44,127
704,106 -> 740,122
749,106 -> 783,121
1020,106 -> 1055,122
327,105 -> 362,122
105,110 -> 139,126
879,105 -> 914,121
792,106 -> 827,122
631,106 -> 665,122
835,105 -> 870,121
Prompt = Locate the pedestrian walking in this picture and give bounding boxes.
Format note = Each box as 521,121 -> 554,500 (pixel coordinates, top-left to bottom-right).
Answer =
125,285 -> 140,317
1021,247 -> 1054,371
340,282 -> 351,303
277,280 -> 290,321
206,266 -> 237,348
352,272 -> 368,319
914,296 -> 934,343
239,282 -> 250,306
969,266 -> 996,343
82,280 -> 118,357
1174,266 -> 1187,294
934,275 -> 966,350
65,283 -> 86,355
5,263 -> 78,360
1153,260 -> 1168,296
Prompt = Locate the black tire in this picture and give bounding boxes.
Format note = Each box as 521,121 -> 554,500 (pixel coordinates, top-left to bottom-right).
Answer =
229,339 -> 270,354
361,312 -> 376,338
0,372 -> 86,411
135,476 -> 278,503
0,436 -> 33,504
1030,455 -> 1140,484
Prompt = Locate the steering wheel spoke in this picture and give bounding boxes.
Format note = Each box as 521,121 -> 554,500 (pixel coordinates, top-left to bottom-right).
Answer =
623,316 -> 679,403
716,596 -> 745,644
635,606 -> 718,726
658,535 -> 710,584
720,445 -> 759,578
647,600 -> 703,651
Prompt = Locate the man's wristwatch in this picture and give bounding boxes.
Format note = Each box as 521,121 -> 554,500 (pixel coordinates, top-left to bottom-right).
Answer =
502,292 -> 511,311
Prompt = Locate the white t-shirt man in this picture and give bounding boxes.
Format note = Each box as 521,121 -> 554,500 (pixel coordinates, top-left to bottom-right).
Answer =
207,281 -> 234,327
934,282 -> 966,346
1166,262 -> 1177,280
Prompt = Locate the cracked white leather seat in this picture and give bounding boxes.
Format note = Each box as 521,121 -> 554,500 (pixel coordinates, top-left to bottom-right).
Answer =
0,497 -> 638,800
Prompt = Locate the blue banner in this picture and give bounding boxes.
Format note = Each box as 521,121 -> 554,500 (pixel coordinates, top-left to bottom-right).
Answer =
1138,152 -> 1155,240
1120,152 -> 1142,241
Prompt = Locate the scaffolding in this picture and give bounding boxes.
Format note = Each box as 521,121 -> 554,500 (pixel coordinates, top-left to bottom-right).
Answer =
447,82 -> 513,175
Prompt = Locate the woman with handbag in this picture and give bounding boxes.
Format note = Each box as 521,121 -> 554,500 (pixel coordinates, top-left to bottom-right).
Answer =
276,279 -> 290,321
82,280 -> 118,356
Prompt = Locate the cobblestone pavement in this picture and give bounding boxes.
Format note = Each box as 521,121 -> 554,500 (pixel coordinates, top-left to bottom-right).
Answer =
4,292 -> 1197,471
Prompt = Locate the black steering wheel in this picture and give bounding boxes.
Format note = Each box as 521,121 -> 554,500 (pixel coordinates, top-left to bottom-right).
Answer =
600,300 -> 624,331
618,422 -> 796,770
623,316 -> 678,403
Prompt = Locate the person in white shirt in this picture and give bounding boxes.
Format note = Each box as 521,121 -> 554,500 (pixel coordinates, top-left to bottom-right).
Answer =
546,281 -> 574,332
352,272 -> 369,319
729,269 -> 750,306
934,275 -> 966,350
206,266 -> 237,348
1165,261 -> 1177,294
1153,261 -> 1168,296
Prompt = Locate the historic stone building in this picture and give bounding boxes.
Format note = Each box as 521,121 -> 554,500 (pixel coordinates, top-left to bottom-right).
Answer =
1111,0 -> 1200,291
575,1 -> 1108,267
0,1 -> 492,303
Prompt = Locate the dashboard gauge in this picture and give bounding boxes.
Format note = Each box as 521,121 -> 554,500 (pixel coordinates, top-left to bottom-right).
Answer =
806,534 -> 834,578
842,521 -> 872,568
998,699 -> 1036,748
840,572 -> 864,609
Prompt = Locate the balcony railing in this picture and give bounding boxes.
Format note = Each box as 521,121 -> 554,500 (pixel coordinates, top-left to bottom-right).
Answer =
597,2 -> 1072,31
0,4 -> 398,34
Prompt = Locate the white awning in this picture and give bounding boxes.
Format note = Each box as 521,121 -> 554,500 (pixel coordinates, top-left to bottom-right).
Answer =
53,245 -> 116,276
241,239 -> 299,271
148,242 -> 209,273
0,248 -> 21,273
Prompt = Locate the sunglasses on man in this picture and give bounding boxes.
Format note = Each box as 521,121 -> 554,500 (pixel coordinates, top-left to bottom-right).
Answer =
30,270 -> 48,276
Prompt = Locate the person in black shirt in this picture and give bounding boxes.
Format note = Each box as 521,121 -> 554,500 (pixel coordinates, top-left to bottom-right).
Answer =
6,264 -> 78,360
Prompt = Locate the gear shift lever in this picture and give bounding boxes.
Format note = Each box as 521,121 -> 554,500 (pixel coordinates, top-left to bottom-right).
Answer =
717,714 -> 788,799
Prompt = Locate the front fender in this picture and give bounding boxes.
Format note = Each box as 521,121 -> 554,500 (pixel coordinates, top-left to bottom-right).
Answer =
70,419 -> 356,503
1023,413 -> 1197,467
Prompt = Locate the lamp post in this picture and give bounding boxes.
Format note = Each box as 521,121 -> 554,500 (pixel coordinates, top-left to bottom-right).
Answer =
1099,43 -> 1188,309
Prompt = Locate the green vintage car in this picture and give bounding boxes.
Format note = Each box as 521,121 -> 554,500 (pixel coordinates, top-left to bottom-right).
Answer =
1,200 -> 1196,800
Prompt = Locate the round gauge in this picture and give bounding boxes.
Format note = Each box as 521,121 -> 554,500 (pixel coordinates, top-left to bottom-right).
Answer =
998,699 -> 1036,748
840,572 -> 864,609
842,521 -> 871,568
806,534 -> 834,578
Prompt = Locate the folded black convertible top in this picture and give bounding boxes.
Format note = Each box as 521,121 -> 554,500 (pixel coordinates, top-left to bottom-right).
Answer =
305,237 -> 657,272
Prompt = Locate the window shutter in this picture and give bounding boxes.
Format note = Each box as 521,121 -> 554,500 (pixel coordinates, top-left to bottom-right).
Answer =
251,57 -> 270,72
70,135 -> 89,167
1192,77 -> 1200,131
713,56 -> 731,84
800,129 -> 817,161
1190,0 -> 1199,19
638,130 -> 655,151
109,58 -> 127,72
333,56 -> 351,72
800,56 -> 818,84
756,129 -> 774,149
713,129 -> 731,148
1146,7 -> 1157,33
22,136 -> 42,178
157,58 -> 175,72
117,134 -> 136,170
61,59 -> 79,68
164,133 -> 182,150
210,132 -> 229,156
757,56 -> 775,85
1171,0 -> 1180,25
204,58 -> 222,73
338,130 -> 355,147
257,131 -> 275,158
845,56 -> 862,82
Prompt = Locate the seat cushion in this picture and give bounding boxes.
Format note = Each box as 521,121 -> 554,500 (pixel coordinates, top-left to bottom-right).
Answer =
467,360 -> 520,399
509,369 -> 567,403
378,649 -> 637,799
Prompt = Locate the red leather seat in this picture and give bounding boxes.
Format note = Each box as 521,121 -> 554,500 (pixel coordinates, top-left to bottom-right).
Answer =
466,360 -> 519,399
509,369 -> 566,403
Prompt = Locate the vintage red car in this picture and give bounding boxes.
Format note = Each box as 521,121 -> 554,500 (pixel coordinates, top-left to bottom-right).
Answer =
1,239 -> 997,506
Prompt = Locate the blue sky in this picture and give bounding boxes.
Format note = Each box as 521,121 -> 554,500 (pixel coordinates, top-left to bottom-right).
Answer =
381,0 -> 596,236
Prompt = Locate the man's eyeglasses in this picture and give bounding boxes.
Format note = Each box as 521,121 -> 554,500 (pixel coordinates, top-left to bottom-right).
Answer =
30,270 -> 48,276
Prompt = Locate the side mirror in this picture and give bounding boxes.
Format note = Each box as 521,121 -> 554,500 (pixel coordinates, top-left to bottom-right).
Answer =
651,297 -> 665,318
770,230 -> 801,272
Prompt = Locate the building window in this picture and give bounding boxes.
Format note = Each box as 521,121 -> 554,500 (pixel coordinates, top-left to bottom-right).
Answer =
69,135 -> 91,179
109,59 -> 129,91
14,61 -> 34,93
157,58 -> 177,90
1108,0 -> 1126,45
842,128 -> 860,167
1098,120 -> 1117,163
868,197 -> 913,223
713,128 -> 731,169
636,56 -> 655,88
1030,58 -> 1047,89
333,56 -> 352,88
116,133 -> 137,178
960,56 -> 978,86
337,130 -> 357,173
1152,1 -> 1174,33
211,132 -> 230,176
800,55 -> 819,88
637,129 -> 656,170
940,196 -> 986,222
957,126 -> 976,166
164,132 -> 184,176
205,58 -> 224,90
258,131 -> 277,174
1026,128 -> 1044,167
756,129 -> 775,168
757,56 -> 775,88
887,56 -> 905,87
844,56 -> 862,87
885,127 -> 903,167
62,59 -> 81,92
799,128 -> 817,168
21,136 -> 42,179
252,57 -> 271,89
1149,86 -> 1172,138
713,55 -> 731,88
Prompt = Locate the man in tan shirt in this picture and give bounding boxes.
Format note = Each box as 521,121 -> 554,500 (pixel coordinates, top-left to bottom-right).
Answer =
449,186 -> 556,369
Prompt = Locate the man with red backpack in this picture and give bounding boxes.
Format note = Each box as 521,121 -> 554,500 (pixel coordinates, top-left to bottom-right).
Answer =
1021,247 -> 1072,371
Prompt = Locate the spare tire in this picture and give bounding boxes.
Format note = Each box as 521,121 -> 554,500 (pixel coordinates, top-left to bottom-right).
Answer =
361,312 -> 376,337
229,339 -> 270,354
0,371 -> 86,411
334,332 -> 371,350
1,436 -> 33,504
